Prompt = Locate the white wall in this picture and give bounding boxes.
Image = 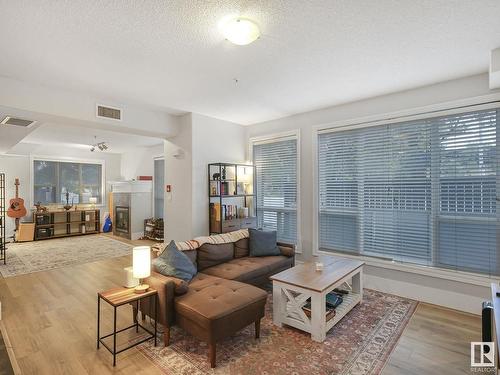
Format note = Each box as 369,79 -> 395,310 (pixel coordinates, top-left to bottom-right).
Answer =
246,73 -> 500,314
120,144 -> 164,181
191,113 -> 246,237
0,147 -> 121,237
0,155 -> 30,238
163,113 -> 246,242
164,114 -> 193,241
0,76 -> 181,139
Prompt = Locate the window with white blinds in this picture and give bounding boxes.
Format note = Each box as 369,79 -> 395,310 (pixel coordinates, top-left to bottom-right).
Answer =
318,108 -> 499,276
253,137 -> 298,244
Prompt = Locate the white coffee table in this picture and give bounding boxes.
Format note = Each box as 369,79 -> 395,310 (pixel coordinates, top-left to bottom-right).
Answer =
270,255 -> 364,342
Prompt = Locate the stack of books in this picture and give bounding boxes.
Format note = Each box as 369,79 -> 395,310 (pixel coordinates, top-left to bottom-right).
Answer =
302,289 -> 348,321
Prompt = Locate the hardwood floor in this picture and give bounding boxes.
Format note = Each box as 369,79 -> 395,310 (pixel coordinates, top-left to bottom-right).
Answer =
0,235 -> 481,374
382,303 -> 481,375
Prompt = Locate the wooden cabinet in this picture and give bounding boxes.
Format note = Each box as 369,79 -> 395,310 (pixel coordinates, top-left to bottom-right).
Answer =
33,209 -> 100,240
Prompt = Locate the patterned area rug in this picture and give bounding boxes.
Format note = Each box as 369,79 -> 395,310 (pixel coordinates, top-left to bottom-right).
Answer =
138,289 -> 417,375
0,235 -> 132,278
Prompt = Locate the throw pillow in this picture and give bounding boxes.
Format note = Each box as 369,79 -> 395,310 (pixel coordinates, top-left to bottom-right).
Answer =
197,243 -> 234,270
152,240 -> 197,281
234,238 -> 250,258
248,228 -> 281,257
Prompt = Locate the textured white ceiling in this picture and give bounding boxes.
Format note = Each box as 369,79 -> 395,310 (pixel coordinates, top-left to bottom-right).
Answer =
0,0 -> 499,125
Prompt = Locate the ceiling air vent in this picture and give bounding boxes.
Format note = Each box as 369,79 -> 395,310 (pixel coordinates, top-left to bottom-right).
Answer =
96,104 -> 122,121
0,116 -> 36,127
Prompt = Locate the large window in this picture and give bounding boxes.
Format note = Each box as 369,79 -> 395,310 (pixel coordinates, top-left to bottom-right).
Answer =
33,159 -> 103,205
253,135 -> 298,244
318,108 -> 499,276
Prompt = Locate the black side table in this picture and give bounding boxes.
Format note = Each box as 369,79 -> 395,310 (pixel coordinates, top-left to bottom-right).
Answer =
97,287 -> 157,366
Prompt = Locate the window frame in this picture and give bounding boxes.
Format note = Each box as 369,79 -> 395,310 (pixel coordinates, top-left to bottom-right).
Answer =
312,97 -> 500,283
30,156 -> 106,207
249,130 -> 302,252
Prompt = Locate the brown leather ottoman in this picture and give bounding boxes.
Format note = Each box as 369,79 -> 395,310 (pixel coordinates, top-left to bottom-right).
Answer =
172,274 -> 267,368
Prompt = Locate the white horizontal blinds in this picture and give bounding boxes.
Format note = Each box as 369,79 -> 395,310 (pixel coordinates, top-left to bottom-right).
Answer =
360,121 -> 433,263
254,138 -> 298,244
318,107 -> 500,275
318,120 -> 433,263
436,109 -> 498,274
318,130 -> 359,252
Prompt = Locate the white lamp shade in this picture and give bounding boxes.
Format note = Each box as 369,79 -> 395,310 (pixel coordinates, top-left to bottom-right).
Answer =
133,246 -> 151,279
89,197 -> 97,204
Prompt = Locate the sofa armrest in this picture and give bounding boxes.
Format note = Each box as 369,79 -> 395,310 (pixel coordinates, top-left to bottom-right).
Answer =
277,242 -> 295,258
140,271 -> 188,327
149,271 -> 189,296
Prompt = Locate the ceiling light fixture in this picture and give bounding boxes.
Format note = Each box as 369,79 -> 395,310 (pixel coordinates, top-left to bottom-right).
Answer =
90,136 -> 109,152
221,18 -> 260,46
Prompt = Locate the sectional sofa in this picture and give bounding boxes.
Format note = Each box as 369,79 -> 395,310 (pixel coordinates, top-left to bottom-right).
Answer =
140,230 -> 295,367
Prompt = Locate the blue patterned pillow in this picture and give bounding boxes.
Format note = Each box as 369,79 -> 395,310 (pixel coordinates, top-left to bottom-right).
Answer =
152,240 -> 197,281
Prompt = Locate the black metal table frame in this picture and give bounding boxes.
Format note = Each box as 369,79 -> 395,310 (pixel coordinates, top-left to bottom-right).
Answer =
97,292 -> 157,366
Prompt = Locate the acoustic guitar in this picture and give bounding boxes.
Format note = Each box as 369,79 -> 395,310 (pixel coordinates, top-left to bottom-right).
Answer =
7,178 -> 27,218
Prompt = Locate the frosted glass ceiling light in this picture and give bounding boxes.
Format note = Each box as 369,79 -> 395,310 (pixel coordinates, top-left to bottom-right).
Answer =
222,18 -> 260,45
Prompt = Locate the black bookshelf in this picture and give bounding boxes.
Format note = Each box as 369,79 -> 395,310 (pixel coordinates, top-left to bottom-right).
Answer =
208,163 -> 257,234
0,173 -> 5,264
33,209 -> 100,240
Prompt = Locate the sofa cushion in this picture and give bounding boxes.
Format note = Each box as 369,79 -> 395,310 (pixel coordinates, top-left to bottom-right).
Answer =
152,240 -> 197,282
249,228 -> 280,257
234,238 -> 249,258
201,256 -> 291,283
197,242 -> 234,271
176,275 -> 267,321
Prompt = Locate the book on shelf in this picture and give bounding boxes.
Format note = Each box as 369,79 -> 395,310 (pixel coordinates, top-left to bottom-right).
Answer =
301,291 -> 345,321
222,204 -> 239,220
302,303 -> 336,321
210,203 -> 221,222
221,181 -> 229,195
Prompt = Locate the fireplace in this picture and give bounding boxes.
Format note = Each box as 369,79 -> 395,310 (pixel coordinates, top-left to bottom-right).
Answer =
111,182 -> 152,240
115,206 -> 130,238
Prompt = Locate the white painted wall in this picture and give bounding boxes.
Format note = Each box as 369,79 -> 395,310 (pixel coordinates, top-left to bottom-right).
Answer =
246,73 -> 500,314
0,155 -> 30,238
162,113 -> 246,242
191,113 -> 246,237
0,75 -> 182,139
164,114 -> 193,242
120,144 -> 164,181
0,147 -> 121,238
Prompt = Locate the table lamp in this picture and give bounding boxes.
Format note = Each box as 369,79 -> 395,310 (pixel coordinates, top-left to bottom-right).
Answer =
133,246 -> 151,293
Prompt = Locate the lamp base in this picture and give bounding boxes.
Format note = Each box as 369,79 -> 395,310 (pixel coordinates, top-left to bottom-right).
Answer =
134,284 -> 149,294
